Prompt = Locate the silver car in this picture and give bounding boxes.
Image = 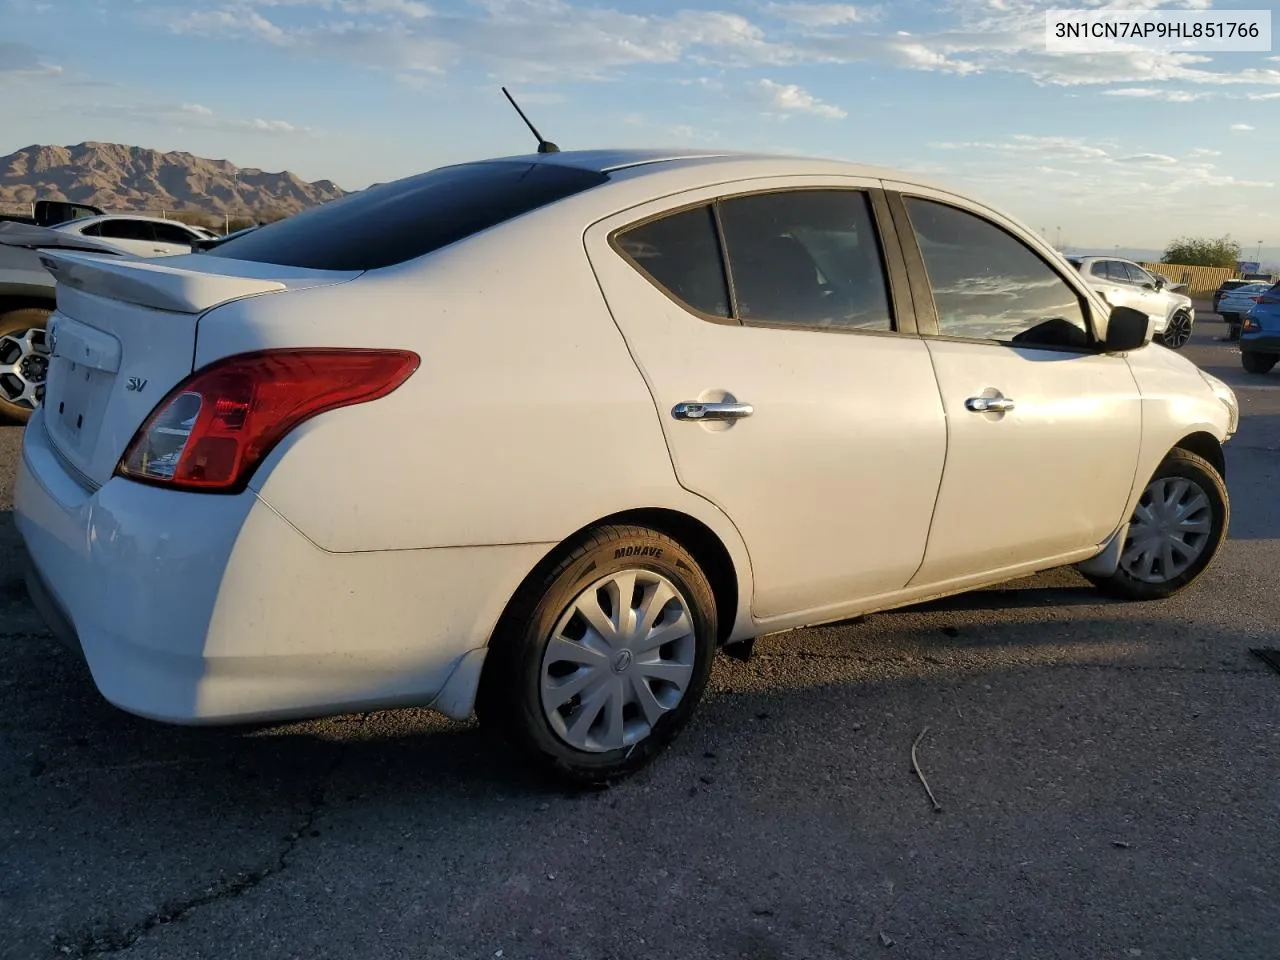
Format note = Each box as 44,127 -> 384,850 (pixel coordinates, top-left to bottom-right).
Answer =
1217,282 -> 1273,341
1067,256 -> 1195,349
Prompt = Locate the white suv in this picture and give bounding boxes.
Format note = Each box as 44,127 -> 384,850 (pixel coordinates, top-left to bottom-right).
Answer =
1067,256 -> 1195,349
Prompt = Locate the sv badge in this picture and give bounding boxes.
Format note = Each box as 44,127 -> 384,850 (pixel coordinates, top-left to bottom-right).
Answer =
125,377 -> 148,393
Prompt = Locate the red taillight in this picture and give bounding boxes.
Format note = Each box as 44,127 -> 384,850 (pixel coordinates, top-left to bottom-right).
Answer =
117,348 -> 419,493
1249,296 -> 1262,303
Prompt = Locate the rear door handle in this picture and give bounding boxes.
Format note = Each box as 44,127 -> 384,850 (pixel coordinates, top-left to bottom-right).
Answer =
966,395 -> 1015,414
672,401 -> 754,422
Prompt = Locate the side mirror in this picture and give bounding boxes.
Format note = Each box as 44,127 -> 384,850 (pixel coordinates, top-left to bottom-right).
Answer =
1104,306 -> 1152,352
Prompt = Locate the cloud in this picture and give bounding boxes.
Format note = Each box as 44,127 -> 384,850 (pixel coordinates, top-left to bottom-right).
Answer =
77,100 -> 314,136
157,6 -> 292,44
924,133 -> 1274,205
1247,92 -> 1280,100
930,134 -> 1110,161
762,3 -> 873,28
1102,87 -> 1211,102
0,39 -> 62,78
134,0 -> 1280,90
754,78 -> 846,118
1231,123 -> 1256,131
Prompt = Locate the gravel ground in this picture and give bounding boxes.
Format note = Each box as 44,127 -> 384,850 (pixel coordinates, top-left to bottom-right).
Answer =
1,312 -> 1278,960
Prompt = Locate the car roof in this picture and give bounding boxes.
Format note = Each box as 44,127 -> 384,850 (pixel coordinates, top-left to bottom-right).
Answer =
61,214 -> 199,229
478,147 -> 946,190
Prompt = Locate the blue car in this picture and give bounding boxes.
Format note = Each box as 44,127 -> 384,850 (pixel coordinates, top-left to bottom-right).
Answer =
1240,282 -> 1280,374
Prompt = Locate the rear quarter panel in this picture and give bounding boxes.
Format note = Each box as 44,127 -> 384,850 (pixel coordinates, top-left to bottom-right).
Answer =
197,210 -> 754,582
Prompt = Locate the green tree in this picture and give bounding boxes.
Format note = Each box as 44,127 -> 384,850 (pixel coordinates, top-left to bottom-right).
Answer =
1161,235 -> 1241,268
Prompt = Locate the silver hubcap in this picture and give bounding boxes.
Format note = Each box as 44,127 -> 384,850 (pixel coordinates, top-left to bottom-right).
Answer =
540,569 -> 697,754
1164,313 -> 1192,348
0,327 -> 49,410
1119,476 -> 1213,583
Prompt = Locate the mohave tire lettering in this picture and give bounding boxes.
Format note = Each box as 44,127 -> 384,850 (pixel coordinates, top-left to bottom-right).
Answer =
614,546 -> 664,560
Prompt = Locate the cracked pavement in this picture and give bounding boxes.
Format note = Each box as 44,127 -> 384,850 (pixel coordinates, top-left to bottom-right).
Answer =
2,318 -> 1279,960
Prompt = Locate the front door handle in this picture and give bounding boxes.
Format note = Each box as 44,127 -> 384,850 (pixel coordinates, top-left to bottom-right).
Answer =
672,401 -> 754,422
965,395 -> 1015,414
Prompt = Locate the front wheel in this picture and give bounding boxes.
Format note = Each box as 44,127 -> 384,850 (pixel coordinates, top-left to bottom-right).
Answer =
1159,310 -> 1193,350
477,524 -> 718,785
1082,448 -> 1228,602
0,307 -> 52,425
1242,351 -> 1277,375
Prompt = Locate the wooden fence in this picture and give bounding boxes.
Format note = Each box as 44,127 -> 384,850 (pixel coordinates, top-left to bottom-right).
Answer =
1138,262 -> 1237,298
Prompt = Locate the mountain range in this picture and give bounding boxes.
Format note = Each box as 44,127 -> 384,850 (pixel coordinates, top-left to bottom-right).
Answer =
0,142 -> 347,216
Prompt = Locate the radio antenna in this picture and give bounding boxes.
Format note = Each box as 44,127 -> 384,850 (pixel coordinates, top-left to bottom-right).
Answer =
502,86 -> 560,154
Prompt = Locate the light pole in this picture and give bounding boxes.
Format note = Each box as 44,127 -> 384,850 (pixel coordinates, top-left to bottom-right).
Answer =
1257,241 -> 1264,264
1056,226 -> 1062,249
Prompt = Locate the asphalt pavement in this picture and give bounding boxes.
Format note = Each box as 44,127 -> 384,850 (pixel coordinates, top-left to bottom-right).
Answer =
2,312 -> 1278,960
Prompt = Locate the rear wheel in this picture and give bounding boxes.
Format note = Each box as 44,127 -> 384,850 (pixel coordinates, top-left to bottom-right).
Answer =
1082,448 -> 1227,602
1159,310 -> 1193,349
0,307 -> 52,425
1242,351 -> 1277,375
477,524 -> 718,786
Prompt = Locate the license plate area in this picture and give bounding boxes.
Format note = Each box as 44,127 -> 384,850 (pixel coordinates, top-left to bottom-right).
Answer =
43,316 -> 121,461
48,361 -> 115,454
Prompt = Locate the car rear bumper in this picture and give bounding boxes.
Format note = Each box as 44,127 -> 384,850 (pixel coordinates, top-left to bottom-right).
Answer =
15,411 -> 546,725
1240,332 -> 1280,353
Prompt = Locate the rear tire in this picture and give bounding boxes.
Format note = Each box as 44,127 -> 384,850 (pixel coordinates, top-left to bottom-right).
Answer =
1242,352 -> 1277,375
1082,448 -> 1228,602
477,524 -> 718,786
0,307 -> 52,425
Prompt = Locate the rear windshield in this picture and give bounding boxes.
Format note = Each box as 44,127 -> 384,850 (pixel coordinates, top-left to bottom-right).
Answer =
203,160 -> 610,271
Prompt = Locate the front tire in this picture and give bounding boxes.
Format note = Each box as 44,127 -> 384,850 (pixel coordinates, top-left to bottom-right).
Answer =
477,524 -> 718,786
1159,310 -> 1193,350
1083,448 -> 1228,602
0,307 -> 52,425
1242,351 -> 1277,375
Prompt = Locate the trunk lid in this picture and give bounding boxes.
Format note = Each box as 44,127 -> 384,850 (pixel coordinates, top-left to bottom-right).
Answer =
39,250 -> 361,489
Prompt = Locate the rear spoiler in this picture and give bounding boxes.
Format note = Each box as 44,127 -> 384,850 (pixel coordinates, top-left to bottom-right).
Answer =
39,249 -> 289,314
0,220 -> 129,257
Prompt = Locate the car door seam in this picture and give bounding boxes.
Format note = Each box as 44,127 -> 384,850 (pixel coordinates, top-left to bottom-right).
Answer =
577,226 -> 761,599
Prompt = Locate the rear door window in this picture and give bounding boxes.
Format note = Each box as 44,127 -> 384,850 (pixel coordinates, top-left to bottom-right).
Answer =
717,190 -> 894,331
97,219 -> 156,242
613,205 -> 731,318
205,161 -> 610,271
153,223 -> 197,245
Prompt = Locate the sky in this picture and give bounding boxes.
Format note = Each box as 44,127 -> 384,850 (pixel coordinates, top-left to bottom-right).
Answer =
1,0 -> 1278,255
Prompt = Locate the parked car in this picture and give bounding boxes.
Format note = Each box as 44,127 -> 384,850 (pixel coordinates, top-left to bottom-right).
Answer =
1218,282 -> 1274,341
1213,278 -> 1260,313
1065,255 -> 1195,349
1239,282 -> 1280,374
50,214 -> 212,257
0,221 -> 131,423
0,199 -> 105,228
16,149 -> 1238,784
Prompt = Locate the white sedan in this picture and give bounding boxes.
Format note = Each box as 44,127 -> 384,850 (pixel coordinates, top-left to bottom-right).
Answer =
17,149 -> 1238,784
51,214 -> 211,257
